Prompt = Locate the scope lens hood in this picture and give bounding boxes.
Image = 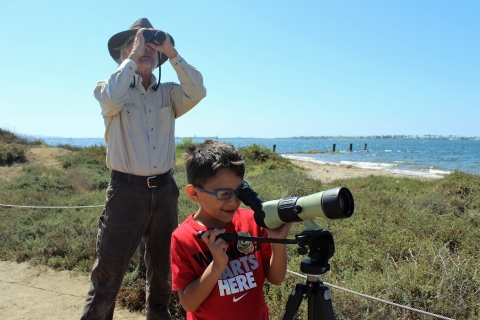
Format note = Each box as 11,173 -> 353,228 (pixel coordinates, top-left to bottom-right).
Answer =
321,187 -> 354,219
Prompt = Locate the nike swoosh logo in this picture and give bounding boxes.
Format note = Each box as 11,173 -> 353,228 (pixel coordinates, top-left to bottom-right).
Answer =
233,293 -> 248,302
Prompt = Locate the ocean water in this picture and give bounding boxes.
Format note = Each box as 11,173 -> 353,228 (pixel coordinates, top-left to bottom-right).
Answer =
40,137 -> 480,178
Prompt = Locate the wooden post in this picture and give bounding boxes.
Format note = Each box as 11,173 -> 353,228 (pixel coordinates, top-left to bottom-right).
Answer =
272,144 -> 276,152
349,144 -> 353,152
332,144 -> 336,152
364,143 -> 367,150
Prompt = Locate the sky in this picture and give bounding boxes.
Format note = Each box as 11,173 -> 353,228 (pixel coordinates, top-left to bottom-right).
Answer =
0,0 -> 479,138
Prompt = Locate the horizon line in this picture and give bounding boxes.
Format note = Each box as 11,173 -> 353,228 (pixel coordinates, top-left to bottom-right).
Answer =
23,134 -> 480,140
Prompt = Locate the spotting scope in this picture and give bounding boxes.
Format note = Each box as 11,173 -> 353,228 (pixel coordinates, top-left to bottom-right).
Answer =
238,185 -> 354,229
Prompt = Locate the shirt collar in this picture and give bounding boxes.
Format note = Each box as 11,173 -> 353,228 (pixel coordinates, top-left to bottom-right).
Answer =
130,73 -> 158,90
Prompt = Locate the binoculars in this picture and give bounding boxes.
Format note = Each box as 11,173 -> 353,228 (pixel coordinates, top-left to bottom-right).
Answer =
143,29 -> 167,45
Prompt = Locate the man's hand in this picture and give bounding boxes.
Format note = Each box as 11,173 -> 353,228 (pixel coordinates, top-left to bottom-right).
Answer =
145,29 -> 178,59
126,29 -> 147,63
128,28 -> 178,64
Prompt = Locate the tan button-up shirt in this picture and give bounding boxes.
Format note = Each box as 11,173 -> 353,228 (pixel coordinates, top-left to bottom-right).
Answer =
94,54 -> 206,176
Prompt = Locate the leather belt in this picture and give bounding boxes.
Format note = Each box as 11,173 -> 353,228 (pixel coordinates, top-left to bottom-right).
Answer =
111,169 -> 172,188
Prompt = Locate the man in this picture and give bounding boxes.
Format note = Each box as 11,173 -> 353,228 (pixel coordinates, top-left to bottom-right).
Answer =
80,18 -> 206,320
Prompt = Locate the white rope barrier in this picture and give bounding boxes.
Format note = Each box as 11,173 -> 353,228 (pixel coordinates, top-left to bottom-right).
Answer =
286,270 -> 455,320
0,203 -> 104,209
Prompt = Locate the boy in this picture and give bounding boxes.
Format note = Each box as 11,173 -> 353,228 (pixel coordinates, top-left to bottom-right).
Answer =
171,140 -> 291,320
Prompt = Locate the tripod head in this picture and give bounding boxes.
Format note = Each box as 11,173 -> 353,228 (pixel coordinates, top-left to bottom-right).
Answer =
295,220 -> 335,276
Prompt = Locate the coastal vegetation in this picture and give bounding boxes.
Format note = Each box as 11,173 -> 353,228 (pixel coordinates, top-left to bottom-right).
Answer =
0,130 -> 479,319
0,128 -> 42,166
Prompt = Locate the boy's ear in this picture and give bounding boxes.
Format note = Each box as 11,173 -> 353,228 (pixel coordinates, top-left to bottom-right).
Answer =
185,184 -> 201,202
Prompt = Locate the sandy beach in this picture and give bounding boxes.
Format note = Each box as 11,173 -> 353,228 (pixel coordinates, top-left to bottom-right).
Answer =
0,148 -> 443,319
289,159 -> 443,183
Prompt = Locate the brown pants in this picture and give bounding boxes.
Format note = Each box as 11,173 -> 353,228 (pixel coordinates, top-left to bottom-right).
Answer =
80,171 -> 179,320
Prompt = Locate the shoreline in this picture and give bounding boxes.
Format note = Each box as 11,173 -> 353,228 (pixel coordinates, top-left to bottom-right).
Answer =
289,159 -> 444,183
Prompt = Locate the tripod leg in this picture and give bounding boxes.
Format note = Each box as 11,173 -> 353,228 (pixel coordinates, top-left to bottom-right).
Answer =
282,282 -> 307,320
308,282 -> 335,320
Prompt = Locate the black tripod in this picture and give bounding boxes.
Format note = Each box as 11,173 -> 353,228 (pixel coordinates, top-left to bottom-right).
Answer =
197,220 -> 337,319
282,224 -> 335,320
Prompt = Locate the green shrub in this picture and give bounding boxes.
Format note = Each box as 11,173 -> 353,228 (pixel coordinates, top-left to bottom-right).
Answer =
239,143 -> 273,162
175,138 -> 198,158
60,145 -> 107,169
176,138 -> 197,151
0,142 -> 27,165
58,145 -> 110,191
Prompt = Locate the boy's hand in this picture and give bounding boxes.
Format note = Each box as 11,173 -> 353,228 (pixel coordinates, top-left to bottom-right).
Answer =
201,229 -> 229,269
265,222 -> 292,239
264,223 -> 291,285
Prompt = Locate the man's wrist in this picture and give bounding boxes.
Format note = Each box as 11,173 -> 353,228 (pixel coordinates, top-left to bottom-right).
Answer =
166,48 -> 179,60
127,53 -> 139,63
119,59 -> 137,72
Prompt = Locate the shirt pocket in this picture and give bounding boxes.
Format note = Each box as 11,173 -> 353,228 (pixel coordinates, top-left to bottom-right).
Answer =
121,103 -> 143,137
157,106 -> 173,136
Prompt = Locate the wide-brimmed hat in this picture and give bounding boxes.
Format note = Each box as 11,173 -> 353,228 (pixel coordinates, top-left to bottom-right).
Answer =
107,18 -> 175,67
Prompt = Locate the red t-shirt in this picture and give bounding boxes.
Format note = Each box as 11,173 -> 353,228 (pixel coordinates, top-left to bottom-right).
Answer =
171,208 -> 272,320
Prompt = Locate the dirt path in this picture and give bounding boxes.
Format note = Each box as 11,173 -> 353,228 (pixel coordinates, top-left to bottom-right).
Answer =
0,261 -> 143,319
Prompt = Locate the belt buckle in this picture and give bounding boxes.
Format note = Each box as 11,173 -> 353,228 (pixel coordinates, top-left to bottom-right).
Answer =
147,176 -> 157,188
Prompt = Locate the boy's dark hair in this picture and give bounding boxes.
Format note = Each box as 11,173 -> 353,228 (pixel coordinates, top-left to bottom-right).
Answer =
183,140 -> 245,187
